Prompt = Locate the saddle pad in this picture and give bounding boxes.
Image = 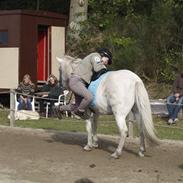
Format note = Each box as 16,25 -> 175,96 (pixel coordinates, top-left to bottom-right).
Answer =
88,72 -> 109,107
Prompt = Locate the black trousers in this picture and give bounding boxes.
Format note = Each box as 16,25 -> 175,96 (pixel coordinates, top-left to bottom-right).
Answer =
38,97 -> 57,114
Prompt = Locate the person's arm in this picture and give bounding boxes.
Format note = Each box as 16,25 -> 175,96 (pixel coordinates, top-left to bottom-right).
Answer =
91,54 -> 107,72
29,84 -> 35,95
48,85 -> 63,98
40,84 -> 50,92
15,83 -> 24,100
16,83 -> 23,93
91,68 -> 108,81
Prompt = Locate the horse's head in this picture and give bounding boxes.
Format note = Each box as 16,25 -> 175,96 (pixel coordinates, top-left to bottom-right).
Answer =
56,55 -> 81,89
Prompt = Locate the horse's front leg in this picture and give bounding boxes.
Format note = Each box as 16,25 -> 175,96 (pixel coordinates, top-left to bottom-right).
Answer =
91,113 -> 99,148
84,118 -> 93,151
84,113 -> 99,151
111,114 -> 128,159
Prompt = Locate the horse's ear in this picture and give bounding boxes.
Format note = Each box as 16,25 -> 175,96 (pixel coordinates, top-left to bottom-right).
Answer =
56,57 -> 64,64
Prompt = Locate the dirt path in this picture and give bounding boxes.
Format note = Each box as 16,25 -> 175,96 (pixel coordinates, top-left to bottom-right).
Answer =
0,126 -> 182,183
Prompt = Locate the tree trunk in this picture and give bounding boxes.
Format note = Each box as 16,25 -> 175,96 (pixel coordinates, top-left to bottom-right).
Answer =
69,0 -> 88,39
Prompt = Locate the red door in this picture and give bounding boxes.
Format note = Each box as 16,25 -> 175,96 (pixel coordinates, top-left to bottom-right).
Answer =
37,26 -> 50,82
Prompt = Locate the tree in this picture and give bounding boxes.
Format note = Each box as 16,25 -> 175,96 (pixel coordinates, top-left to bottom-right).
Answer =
68,0 -> 88,39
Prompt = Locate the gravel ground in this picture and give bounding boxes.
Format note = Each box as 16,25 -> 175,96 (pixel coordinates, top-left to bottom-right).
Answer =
0,126 -> 182,183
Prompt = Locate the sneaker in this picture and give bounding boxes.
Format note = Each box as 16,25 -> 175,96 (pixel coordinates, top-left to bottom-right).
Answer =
167,118 -> 173,125
172,118 -> 178,125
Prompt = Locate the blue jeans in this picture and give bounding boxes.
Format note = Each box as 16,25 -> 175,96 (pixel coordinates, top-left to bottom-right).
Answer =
18,97 -> 32,110
166,95 -> 183,120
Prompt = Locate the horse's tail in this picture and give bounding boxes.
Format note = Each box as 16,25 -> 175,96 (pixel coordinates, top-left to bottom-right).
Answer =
135,81 -> 160,145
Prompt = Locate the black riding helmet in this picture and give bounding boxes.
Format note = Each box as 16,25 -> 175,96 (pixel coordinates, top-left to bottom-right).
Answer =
97,48 -> 112,65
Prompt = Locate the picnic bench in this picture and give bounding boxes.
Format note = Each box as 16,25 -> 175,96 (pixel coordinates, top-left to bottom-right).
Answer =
150,99 -> 183,118
150,99 -> 168,116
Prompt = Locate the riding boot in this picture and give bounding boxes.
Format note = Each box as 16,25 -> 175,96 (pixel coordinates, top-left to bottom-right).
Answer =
73,109 -> 89,120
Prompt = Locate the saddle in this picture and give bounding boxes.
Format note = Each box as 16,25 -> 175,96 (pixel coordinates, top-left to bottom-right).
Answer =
88,72 -> 109,107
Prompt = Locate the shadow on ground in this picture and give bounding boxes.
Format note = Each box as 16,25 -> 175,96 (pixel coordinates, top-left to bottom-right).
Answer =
48,131 -> 139,156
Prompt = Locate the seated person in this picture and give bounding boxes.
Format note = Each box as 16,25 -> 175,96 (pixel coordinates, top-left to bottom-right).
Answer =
167,70 -> 183,124
16,74 -> 35,110
37,74 -> 63,117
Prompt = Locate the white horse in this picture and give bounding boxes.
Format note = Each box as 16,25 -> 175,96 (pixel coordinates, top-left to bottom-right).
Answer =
57,55 -> 159,159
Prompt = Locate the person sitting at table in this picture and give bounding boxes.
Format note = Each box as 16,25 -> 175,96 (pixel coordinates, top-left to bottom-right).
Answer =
37,74 -> 63,117
16,74 -> 35,110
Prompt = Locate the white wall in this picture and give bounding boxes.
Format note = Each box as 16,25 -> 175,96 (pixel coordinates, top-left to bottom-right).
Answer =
51,26 -> 65,79
0,48 -> 19,89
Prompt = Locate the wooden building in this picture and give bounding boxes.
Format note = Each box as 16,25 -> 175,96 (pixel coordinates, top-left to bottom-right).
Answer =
0,10 -> 67,89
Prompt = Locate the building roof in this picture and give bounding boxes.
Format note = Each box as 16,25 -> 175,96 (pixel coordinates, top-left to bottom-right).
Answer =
0,9 -> 67,20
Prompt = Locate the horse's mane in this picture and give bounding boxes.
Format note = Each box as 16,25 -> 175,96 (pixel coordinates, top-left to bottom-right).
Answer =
63,55 -> 82,63
58,55 -> 81,88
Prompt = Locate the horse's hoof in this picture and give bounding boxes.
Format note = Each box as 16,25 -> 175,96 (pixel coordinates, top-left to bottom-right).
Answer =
92,143 -> 98,148
111,152 -> 120,159
138,151 -> 145,157
83,145 -> 92,151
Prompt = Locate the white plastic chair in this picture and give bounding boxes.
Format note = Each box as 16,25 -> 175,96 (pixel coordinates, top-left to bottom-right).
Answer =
15,93 -> 35,111
54,90 -> 70,117
54,90 -> 69,106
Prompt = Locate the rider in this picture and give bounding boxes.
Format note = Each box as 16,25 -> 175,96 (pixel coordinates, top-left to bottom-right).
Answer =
69,48 -> 112,119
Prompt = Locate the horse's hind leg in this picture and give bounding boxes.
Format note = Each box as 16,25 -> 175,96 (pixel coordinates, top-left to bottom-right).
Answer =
111,114 -> 128,159
133,109 -> 146,157
139,128 -> 145,157
138,117 -> 146,157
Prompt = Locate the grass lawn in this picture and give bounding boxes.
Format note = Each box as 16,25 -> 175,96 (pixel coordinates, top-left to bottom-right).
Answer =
0,110 -> 183,141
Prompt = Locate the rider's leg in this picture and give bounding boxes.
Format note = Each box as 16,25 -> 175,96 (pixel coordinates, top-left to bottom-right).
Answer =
69,75 -> 93,117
